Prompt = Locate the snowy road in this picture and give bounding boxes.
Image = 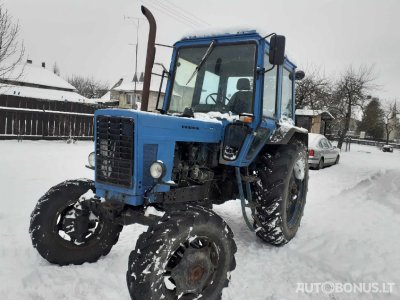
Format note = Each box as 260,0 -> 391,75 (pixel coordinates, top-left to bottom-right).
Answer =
0,140 -> 399,299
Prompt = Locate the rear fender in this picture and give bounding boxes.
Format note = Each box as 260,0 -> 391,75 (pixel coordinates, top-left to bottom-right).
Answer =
268,125 -> 308,147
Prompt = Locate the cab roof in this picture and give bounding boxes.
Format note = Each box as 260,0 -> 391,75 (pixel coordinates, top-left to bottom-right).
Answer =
177,29 -> 297,68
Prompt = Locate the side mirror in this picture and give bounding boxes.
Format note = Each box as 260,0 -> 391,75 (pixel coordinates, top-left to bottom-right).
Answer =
269,35 -> 286,65
289,70 -> 305,81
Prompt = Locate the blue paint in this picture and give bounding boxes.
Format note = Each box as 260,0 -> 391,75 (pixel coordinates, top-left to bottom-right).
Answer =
94,30 -> 298,206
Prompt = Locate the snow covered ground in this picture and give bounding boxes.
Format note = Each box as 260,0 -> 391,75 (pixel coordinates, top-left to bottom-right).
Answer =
0,140 -> 399,299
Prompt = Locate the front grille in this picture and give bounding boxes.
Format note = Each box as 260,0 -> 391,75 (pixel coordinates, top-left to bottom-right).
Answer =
95,116 -> 134,188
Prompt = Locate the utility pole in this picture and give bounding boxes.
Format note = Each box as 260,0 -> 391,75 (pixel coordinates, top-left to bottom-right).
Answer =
124,16 -> 145,100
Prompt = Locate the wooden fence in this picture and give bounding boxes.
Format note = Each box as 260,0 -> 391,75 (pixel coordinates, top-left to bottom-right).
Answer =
0,95 -> 98,140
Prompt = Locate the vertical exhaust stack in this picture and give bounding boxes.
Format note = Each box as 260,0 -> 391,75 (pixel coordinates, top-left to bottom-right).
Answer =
140,5 -> 157,112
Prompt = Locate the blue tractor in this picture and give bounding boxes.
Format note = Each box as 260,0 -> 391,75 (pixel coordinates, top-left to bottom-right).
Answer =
29,6 -> 308,300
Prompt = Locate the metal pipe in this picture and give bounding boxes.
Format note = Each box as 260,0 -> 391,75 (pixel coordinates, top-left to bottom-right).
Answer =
140,5 -> 157,112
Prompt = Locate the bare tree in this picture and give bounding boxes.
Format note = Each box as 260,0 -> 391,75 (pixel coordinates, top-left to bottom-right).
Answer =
0,5 -> 24,78
67,75 -> 108,99
383,101 -> 399,144
295,67 -> 332,110
328,66 -> 376,149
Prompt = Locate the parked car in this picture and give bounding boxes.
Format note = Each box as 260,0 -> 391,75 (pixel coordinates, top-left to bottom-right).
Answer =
382,145 -> 394,152
308,133 -> 340,169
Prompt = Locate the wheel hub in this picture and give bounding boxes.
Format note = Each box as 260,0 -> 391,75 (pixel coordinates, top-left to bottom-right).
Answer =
286,174 -> 303,227
57,202 -> 99,245
166,238 -> 217,296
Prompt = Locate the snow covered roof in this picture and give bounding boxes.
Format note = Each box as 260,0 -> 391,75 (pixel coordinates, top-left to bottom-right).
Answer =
296,109 -> 334,119
2,63 -> 75,90
112,78 -> 165,93
182,28 -> 260,40
0,83 -> 93,103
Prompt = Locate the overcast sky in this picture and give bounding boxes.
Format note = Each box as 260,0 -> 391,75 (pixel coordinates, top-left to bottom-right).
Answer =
3,0 -> 400,101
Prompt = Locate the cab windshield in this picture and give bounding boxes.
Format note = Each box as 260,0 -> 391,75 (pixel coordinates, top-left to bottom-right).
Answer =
168,43 -> 256,115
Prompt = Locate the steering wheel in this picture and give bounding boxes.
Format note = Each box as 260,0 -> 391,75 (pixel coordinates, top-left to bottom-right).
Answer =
205,93 -> 231,105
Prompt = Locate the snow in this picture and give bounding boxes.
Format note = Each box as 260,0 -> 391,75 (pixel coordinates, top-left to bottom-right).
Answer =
112,78 -> 165,93
193,111 -> 239,123
308,133 -> 323,147
144,206 -> 165,218
182,28 -> 260,40
269,116 -> 307,143
1,141 -> 400,299
294,156 -> 306,180
0,84 -> 92,103
0,63 -> 93,103
296,109 -> 335,119
2,63 -> 75,90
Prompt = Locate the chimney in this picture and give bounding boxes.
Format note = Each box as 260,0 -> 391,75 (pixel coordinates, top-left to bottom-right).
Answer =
42,62 -> 46,68
27,59 -> 32,64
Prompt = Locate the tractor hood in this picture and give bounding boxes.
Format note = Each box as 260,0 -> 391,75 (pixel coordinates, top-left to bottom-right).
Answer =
93,109 -> 225,205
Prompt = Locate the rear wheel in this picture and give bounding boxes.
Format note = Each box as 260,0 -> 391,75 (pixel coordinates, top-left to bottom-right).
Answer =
316,158 -> 324,170
29,179 -> 123,265
251,142 -> 308,246
127,205 -> 236,300
335,155 -> 340,165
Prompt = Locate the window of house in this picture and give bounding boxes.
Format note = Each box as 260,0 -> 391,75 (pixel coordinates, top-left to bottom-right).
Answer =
281,68 -> 294,119
263,55 -> 278,118
126,94 -> 132,105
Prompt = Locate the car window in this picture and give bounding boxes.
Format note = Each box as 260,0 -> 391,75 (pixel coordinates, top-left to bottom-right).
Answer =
321,139 -> 330,149
318,140 -> 324,148
326,140 -> 333,148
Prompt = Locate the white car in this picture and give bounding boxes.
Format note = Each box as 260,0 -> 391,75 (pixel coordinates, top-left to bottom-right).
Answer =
308,133 -> 340,169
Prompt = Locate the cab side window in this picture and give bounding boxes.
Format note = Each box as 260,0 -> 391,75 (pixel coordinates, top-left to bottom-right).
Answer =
281,68 -> 294,119
263,54 -> 278,118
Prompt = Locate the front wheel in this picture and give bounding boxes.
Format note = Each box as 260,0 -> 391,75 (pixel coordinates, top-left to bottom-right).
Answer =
251,142 -> 308,246
127,205 -> 237,300
29,179 -> 123,265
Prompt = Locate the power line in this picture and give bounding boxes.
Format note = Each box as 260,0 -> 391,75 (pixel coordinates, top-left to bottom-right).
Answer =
141,0 -> 199,29
154,0 -> 210,27
140,0 -> 201,29
152,0 -> 209,27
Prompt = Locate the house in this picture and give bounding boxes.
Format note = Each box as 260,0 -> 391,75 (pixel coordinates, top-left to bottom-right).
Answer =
0,60 -> 92,103
0,61 -> 98,139
105,74 -> 166,111
295,109 -> 334,135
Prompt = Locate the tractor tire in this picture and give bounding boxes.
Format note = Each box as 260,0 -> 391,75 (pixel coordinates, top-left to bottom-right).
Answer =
251,142 -> 308,246
29,179 -> 123,265
126,205 -> 236,300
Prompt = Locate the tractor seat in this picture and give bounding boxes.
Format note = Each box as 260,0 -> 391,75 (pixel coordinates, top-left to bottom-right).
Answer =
228,78 -> 253,115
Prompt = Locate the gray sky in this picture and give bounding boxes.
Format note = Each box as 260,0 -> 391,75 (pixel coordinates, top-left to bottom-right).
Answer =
3,0 -> 400,101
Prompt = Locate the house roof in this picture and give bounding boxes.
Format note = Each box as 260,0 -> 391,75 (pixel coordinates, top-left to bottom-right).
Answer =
296,109 -> 334,120
0,83 -> 93,103
2,63 -> 75,90
112,77 -> 166,93
0,62 -> 94,103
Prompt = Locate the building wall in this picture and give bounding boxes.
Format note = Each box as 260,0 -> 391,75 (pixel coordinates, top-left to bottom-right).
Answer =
310,115 -> 322,134
118,91 -> 164,111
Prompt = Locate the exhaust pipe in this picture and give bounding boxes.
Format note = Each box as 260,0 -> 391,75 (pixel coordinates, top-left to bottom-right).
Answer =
140,5 -> 156,112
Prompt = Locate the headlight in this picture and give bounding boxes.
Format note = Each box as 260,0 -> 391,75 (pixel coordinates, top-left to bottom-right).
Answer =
88,152 -> 95,168
150,160 -> 166,179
